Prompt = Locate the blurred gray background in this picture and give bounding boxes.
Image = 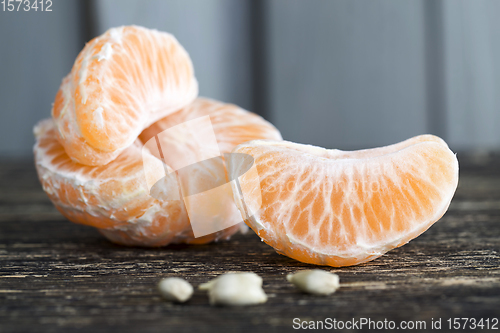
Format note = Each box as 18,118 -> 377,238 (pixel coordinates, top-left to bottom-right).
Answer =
1,0 -> 499,158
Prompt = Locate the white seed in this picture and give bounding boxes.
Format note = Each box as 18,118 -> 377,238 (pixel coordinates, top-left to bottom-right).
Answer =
199,272 -> 267,306
287,269 -> 340,295
158,277 -> 193,303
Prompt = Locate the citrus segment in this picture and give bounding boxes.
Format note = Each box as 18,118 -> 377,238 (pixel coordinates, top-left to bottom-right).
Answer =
228,135 -> 459,267
139,97 -> 283,158
139,98 -> 282,237
34,119 -> 234,246
36,98 -> 282,245
52,25 -> 198,166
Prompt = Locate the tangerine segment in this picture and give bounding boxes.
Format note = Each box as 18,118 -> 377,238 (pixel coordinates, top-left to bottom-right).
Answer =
139,97 -> 283,236
34,118 -> 236,246
52,25 -> 198,166
229,135 -> 459,267
139,97 -> 283,159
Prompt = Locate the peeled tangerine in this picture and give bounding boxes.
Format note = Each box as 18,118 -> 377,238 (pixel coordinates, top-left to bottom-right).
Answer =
34,98 -> 282,246
52,25 -> 198,166
228,135 -> 459,267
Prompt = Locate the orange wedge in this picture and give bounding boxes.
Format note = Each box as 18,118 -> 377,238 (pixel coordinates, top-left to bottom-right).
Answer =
140,97 -> 282,157
228,135 -> 459,267
34,118 -> 192,246
52,25 -> 198,166
34,99 -> 281,246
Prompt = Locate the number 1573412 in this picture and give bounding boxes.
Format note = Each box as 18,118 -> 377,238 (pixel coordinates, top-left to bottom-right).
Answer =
2,0 -> 52,11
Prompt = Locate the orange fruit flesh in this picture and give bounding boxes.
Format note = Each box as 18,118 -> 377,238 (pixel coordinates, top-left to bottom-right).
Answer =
35,99 -> 282,246
229,135 -> 459,267
140,97 -> 283,160
36,119 -> 190,246
52,25 -> 198,166
139,97 -> 282,239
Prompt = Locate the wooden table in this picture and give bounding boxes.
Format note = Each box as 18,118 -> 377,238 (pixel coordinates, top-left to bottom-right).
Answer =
1,153 -> 499,332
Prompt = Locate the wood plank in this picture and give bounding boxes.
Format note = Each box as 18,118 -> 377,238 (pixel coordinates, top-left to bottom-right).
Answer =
0,155 -> 499,332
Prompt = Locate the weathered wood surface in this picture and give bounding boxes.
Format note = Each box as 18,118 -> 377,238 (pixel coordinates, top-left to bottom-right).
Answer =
0,153 -> 499,332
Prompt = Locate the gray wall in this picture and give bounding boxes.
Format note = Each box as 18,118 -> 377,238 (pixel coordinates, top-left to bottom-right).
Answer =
443,0 -> 500,150
0,0 -> 82,157
266,0 -> 500,150
266,0 -> 428,150
1,0 -> 499,158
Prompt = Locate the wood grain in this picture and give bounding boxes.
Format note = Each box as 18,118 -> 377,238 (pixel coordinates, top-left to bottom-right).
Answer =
0,153 -> 499,332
